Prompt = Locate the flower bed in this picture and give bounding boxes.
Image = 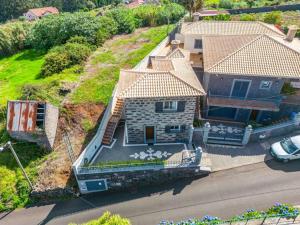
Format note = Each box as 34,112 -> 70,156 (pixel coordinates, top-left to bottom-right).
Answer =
159,203 -> 299,225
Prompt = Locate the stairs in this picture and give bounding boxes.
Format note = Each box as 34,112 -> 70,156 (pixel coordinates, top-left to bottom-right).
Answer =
102,99 -> 124,146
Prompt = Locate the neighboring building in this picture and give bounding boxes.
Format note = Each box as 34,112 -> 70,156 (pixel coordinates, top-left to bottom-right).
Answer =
23,7 -> 59,21
192,10 -> 229,21
6,100 -> 59,150
176,20 -> 300,124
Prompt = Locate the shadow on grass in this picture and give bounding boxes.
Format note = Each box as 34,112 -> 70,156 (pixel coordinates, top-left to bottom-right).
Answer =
15,50 -> 46,61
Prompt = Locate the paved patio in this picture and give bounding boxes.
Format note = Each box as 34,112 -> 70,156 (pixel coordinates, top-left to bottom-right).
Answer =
193,129 -> 300,171
92,126 -> 193,164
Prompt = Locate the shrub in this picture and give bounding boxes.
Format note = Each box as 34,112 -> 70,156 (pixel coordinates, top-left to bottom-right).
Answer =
106,7 -> 136,34
41,51 -> 71,77
263,11 -> 282,25
41,42 -> 91,76
239,14 -> 256,21
67,36 -> 89,45
69,211 -> 131,225
96,16 -> 118,46
267,203 -> 299,218
0,21 -> 31,57
28,12 -> 103,49
219,0 -> 233,9
281,82 -> 297,95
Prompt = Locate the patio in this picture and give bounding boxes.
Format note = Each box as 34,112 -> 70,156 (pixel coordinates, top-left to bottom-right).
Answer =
92,125 -> 198,165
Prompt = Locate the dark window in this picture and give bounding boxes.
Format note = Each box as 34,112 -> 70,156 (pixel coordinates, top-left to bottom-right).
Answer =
155,102 -> 163,113
36,103 -> 45,129
165,125 -> 186,133
194,39 -> 202,49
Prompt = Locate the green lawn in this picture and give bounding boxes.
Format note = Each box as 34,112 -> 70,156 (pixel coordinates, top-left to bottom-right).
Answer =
70,25 -> 174,105
0,50 -> 82,106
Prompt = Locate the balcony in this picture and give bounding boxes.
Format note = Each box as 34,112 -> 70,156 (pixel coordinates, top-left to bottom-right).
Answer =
207,92 -> 282,112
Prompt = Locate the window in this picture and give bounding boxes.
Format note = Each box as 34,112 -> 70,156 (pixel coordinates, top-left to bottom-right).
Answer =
36,103 -> 45,129
194,39 -> 202,49
260,81 -> 272,90
170,125 -> 181,132
163,101 -> 177,111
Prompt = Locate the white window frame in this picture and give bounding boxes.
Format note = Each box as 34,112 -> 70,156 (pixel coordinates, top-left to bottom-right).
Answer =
170,125 -> 181,132
260,81 -> 272,90
163,101 -> 177,111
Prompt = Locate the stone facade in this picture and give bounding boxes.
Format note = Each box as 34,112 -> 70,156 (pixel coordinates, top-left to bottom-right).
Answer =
125,97 -> 197,144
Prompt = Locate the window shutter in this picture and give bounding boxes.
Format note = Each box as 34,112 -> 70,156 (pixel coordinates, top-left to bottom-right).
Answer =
177,101 -> 186,112
155,102 -> 163,113
165,126 -> 171,133
181,125 -> 186,132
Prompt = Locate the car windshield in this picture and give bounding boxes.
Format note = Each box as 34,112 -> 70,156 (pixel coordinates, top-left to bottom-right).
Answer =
280,138 -> 298,154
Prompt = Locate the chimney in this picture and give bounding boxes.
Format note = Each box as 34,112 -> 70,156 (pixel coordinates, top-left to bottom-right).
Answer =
285,25 -> 298,42
171,40 -> 180,50
193,12 -> 201,22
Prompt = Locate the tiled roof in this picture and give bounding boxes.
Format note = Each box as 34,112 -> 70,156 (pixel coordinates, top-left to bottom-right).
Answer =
117,70 -> 205,98
151,58 -> 174,71
203,35 -> 258,69
166,48 -> 188,59
206,35 -> 300,78
28,7 -> 59,17
181,21 -> 284,36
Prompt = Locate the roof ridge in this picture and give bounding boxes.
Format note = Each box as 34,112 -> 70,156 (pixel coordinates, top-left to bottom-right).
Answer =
265,35 -> 300,56
119,72 -> 147,97
207,35 -> 265,72
257,21 -> 285,36
169,71 -> 204,95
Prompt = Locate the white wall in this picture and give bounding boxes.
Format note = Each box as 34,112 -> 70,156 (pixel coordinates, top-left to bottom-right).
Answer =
183,34 -> 203,54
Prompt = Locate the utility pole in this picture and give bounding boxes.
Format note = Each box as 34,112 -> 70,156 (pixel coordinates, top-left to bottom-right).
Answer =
0,141 -> 34,190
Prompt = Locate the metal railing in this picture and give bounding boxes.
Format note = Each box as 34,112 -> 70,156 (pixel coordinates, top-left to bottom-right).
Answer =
208,91 -> 283,105
77,159 -> 199,174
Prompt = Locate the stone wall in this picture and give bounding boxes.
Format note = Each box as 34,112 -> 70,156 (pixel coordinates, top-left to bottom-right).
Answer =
77,165 -> 209,192
125,97 -> 197,144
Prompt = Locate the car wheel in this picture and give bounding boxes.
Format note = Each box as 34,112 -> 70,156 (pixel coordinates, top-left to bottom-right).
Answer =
283,159 -> 289,163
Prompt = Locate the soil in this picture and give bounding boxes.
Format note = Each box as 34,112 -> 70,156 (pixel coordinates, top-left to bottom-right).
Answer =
34,103 -> 105,192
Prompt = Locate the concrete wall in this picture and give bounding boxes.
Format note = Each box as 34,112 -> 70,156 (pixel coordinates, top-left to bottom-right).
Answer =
250,120 -> 299,142
77,165 -> 209,193
125,97 -> 197,144
183,34 -> 203,54
44,103 -> 59,149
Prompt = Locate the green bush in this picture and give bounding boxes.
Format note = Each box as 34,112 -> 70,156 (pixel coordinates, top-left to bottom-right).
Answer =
96,16 -> 118,46
41,51 -> 71,77
281,82 -> 297,95
27,12 -> 103,49
219,0 -> 233,9
41,42 -> 91,76
69,211 -> 131,225
263,11 -> 282,25
0,21 -> 32,57
239,14 -> 256,21
106,7 -> 136,34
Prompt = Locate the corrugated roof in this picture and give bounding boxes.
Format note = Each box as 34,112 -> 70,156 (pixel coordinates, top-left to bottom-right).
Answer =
117,70 -> 205,98
181,21 -> 284,36
206,35 -> 300,78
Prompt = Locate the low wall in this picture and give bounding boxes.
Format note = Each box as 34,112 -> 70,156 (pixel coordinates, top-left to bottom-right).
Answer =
227,4 -> 300,14
77,165 -> 210,194
250,120 -> 299,142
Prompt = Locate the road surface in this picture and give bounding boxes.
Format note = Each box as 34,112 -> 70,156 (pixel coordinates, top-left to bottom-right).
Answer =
1,160 -> 300,225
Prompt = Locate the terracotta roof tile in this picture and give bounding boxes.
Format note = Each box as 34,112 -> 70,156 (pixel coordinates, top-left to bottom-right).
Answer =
28,7 -> 59,17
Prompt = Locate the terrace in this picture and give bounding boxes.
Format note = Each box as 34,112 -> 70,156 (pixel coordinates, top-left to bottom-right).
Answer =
76,125 -> 207,174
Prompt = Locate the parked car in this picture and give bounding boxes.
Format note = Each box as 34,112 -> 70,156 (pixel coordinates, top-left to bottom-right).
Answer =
270,135 -> 300,162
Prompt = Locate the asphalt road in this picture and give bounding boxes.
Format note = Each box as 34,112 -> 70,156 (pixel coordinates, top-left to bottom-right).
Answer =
1,160 -> 300,225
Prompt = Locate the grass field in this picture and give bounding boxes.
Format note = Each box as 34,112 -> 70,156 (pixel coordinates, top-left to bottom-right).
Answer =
0,25 -> 173,212
70,25 -> 174,105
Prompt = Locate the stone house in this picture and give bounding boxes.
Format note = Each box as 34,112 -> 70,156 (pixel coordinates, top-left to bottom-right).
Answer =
23,7 -> 59,21
175,21 -> 300,124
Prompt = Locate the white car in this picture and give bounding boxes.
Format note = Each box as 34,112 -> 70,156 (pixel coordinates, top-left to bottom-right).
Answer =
270,135 -> 300,162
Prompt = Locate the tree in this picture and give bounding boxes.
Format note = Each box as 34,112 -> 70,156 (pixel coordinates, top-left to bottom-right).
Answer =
178,0 -> 204,17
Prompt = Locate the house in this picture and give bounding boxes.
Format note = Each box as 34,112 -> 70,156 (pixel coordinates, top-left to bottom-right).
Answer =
175,20 -> 300,124
6,100 -> 59,150
101,54 -> 205,145
23,7 -> 59,21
